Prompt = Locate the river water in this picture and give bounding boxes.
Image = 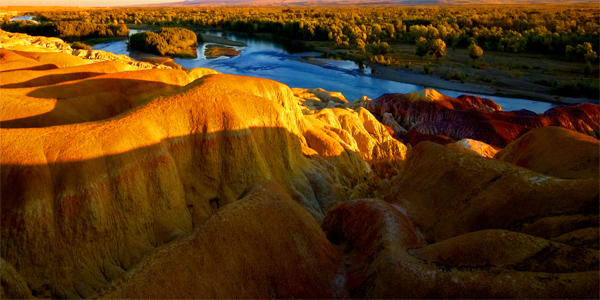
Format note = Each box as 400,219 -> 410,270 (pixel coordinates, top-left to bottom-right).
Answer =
89,29 -> 555,113
9,15 -> 38,23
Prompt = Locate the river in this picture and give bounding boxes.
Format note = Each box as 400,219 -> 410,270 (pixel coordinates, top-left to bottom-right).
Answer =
88,29 -> 557,113
9,15 -> 38,23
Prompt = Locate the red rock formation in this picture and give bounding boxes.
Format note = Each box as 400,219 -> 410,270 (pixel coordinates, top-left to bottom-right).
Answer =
320,141 -> 599,298
323,199 -> 598,298
363,89 -> 599,147
543,103 -> 600,138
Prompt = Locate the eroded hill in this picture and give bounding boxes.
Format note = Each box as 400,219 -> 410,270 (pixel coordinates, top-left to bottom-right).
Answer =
1,31 -> 598,299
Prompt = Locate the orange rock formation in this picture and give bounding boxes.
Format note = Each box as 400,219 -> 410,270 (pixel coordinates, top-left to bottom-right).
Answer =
1,44 -> 405,298
1,31 -> 598,299
496,126 -> 599,179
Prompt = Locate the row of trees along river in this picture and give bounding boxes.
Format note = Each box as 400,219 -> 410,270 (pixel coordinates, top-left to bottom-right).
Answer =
4,5 -> 597,62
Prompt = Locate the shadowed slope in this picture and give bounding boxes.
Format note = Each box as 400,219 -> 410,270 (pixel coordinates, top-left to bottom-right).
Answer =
96,180 -> 342,299
495,126 -> 600,179
0,59 -> 137,88
320,140 -> 599,298
386,142 -> 598,242
322,198 -> 598,299
11,50 -> 90,68
0,49 -> 59,72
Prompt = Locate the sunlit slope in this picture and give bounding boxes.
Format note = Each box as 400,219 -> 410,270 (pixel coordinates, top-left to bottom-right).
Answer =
1,49 -> 406,298
1,49 -> 218,127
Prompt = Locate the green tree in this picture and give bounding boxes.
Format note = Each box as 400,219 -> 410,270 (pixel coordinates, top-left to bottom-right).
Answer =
468,44 -> 483,62
128,27 -> 198,57
379,42 -> 391,55
356,38 -> 366,53
579,43 -> 597,62
415,36 -> 428,59
71,41 -> 91,50
431,38 -> 446,60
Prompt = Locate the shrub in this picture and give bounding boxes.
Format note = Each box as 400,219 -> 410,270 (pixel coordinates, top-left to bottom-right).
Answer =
71,41 -> 91,50
468,44 -> 483,62
430,38 -> 446,60
415,36 -> 428,59
551,81 -> 599,98
566,43 -> 598,62
534,79 -> 557,87
128,27 -> 200,57
584,61 -> 593,75
478,76 -> 493,83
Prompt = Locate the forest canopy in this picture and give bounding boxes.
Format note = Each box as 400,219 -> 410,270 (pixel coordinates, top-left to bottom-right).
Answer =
20,5 -> 598,59
0,20 -> 128,41
128,27 -> 200,58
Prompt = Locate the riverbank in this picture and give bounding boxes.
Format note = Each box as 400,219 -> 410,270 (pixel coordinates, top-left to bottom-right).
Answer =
201,33 -> 247,47
307,42 -> 599,106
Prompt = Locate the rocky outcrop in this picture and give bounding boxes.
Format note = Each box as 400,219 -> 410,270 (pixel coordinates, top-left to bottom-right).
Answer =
363,89 -> 600,147
293,87 -> 350,111
304,107 -> 407,179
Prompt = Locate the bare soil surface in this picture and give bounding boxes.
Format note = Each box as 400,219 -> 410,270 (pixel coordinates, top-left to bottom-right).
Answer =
200,33 -> 247,47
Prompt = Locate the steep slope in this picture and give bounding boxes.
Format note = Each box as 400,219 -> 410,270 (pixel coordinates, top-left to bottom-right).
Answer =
1,48 -> 405,298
